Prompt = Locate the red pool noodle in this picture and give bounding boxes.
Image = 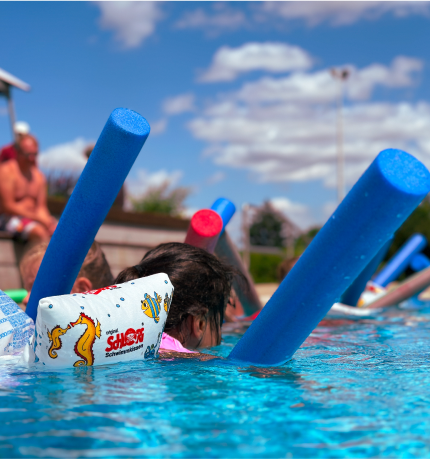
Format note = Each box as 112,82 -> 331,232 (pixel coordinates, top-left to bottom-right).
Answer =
184,209 -> 223,254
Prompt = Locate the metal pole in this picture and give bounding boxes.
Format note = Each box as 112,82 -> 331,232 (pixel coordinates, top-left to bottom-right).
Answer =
336,79 -> 344,203
286,233 -> 295,259
5,84 -> 17,142
331,68 -> 349,204
242,203 -> 250,270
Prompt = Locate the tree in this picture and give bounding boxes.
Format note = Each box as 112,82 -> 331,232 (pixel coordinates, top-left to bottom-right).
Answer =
385,198 -> 430,261
131,181 -> 190,217
249,202 -> 287,248
293,226 -> 321,256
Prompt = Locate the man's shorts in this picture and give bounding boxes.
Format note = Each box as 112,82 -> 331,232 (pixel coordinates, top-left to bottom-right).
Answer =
0,215 -> 37,240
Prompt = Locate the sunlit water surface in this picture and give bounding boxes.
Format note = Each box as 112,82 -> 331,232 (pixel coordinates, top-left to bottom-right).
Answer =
1,302 -> 430,458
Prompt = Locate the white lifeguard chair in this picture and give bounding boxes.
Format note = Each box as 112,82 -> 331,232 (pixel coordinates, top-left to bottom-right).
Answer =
0,67 -> 30,140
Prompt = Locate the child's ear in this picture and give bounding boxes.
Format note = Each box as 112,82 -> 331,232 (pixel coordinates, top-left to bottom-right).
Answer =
72,277 -> 93,294
191,315 -> 206,340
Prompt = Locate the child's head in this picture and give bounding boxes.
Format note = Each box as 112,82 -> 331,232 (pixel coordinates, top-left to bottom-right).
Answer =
115,242 -> 239,349
20,241 -> 114,309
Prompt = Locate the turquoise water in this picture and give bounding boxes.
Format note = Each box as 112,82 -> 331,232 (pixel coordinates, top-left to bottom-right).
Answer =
1,304 -> 430,458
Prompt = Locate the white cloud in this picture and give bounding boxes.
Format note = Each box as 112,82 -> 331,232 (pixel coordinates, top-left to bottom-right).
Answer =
182,206 -> 199,219
259,1 -> 430,27
270,197 -> 314,230
206,171 -> 226,185
234,56 -> 422,104
175,6 -> 245,34
187,56 -> 430,190
96,1 -> 163,49
347,56 -> 423,100
39,138 -> 89,173
199,42 -> 313,83
174,2 -> 428,39
322,201 -> 338,221
190,100 -> 430,188
126,168 -> 183,198
150,118 -> 167,135
162,94 -> 195,115
224,211 -> 242,247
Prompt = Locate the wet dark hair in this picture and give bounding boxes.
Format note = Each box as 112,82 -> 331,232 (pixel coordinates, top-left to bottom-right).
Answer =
80,241 -> 114,289
115,242 -> 242,345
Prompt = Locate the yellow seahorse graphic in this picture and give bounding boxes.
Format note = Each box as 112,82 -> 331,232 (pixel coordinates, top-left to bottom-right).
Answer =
141,292 -> 162,323
70,313 -> 101,367
47,325 -> 71,358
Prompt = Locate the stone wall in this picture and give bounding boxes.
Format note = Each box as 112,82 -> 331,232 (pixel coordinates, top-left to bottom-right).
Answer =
0,197 -> 189,290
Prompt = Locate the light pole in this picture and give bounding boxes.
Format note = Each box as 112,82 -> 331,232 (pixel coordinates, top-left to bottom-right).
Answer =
241,203 -> 250,270
330,68 -> 349,203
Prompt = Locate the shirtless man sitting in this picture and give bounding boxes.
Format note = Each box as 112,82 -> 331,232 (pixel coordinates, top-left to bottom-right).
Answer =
0,134 -> 56,242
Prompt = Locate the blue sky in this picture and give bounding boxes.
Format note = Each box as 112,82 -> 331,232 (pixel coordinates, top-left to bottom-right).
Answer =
1,1 -> 430,238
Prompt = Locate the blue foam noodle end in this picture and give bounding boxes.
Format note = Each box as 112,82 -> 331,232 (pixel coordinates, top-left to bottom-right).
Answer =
210,198 -> 236,234
373,233 -> 427,286
410,253 -> 430,272
340,236 -> 393,306
228,149 -> 430,366
26,108 -> 150,322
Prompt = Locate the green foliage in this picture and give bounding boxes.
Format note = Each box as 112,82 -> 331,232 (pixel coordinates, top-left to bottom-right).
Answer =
131,182 -> 190,217
248,199 -> 430,284
293,227 -> 321,256
250,203 -> 285,248
385,199 -> 430,261
249,252 -> 284,284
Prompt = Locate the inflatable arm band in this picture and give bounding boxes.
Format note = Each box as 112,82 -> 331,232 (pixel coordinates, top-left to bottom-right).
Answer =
31,273 -> 172,367
0,290 -> 34,355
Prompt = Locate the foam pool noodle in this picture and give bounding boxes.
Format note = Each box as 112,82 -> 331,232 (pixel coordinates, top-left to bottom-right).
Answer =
210,198 -> 236,235
373,233 -> 427,287
228,149 -> 430,366
211,198 -> 262,316
410,253 -> 430,272
340,237 -> 393,306
4,289 -> 28,304
367,265 -> 430,309
184,209 -> 223,254
26,108 -> 150,322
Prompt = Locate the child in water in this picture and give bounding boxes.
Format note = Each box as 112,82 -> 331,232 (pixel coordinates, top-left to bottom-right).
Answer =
20,241 -> 114,311
115,242 -> 241,356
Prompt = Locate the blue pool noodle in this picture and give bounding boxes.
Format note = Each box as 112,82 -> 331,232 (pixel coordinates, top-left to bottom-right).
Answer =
26,108 -> 150,322
229,149 -> 430,366
373,234 -> 427,287
410,253 -> 430,272
340,237 -> 393,306
211,198 -> 236,234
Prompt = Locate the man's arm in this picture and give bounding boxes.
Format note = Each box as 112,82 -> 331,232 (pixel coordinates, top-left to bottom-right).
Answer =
35,172 -> 57,234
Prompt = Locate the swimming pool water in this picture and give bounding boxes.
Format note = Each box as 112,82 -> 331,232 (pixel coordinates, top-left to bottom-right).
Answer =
1,304 -> 430,458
